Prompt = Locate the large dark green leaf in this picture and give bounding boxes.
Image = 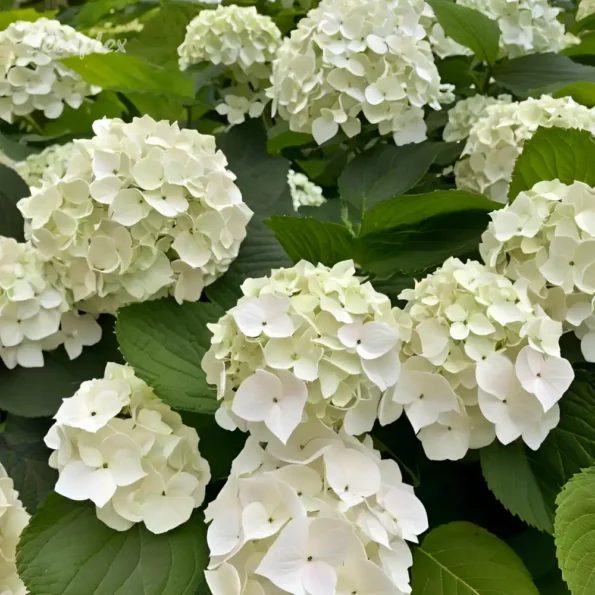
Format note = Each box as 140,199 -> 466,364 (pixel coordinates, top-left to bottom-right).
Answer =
116,298 -> 223,414
509,127 -> 595,200
17,494 -> 209,595
427,0 -> 500,64
0,316 -> 122,418
72,0 -> 137,28
0,163 -> 28,241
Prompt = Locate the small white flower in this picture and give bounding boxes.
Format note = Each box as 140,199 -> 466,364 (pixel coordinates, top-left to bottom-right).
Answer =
232,294 -> 294,338
288,169 -> 326,211
15,142 -> 74,187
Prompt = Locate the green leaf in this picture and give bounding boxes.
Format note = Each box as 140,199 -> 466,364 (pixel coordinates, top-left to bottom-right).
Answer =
493,53 -> 595,96
0,163 -> 28,241
267,122 -> 312,154
555,467 -> 595,594
17,494 -> 209,595
0,416 -> 56,512
0,9 -> 56,30
116,298 -> 223,414
73,0 -> 137,28
553,81 -> 595,107
0,316 -> 122,418
265,216 -> 354,266
563,32 -> 595,57
426,0 -> 500,64
411,521 -> 539,594
480,440 -> 554,533
338,142 -> 439,211
61,53 -> 194,101
574,13 -> 595,33
509,127 -> 595,200
0,131 -> 37,161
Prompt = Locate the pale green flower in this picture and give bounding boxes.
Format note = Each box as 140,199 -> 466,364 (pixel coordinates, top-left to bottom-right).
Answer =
288,169 -> 326,211
15,142 -> 74,187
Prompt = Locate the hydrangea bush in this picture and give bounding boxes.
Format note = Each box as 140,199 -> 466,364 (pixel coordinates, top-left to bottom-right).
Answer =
2,1 -> 595,594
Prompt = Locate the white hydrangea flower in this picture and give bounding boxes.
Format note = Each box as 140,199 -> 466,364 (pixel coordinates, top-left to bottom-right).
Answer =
481,179 -> 595,364
0,237 -> 101,369
205,424 -> 426,595
0,18 -> 105,123
268,0 -> 454,146
45,362 -> 211,534
455,96 -> 595,203
381,257 -> 573,460
288,169 -> 326,211
425,0 -> 578,60
15,142 -> 74,187
202,260 -> 412,443
578,0 -> 595,20
87,19 -> 145,38
443,94 -> 512,142
178,6 -> 281,126
17,116 -> 253,314
0,465 -> 29,595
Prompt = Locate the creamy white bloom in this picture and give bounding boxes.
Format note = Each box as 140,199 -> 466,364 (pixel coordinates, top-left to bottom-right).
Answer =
481,179 -> 595,364
202,260 -> 412,443
87,19 -> 144,38
46,362 -> 211,534
268,0 -> 454,146
205,425 -> 426,595
0,237 -> 101,369
0,18 -> 105,123
443,94 -> 512,142
178,6 -> 281,126
455,96 -> 595,202
381,257 -> 572,460
578,0 -> 595,20
425,0 -> 578,60
15,142 -> 74,187
0,465 -> 29,595
288,169 -> 326,211
17,116 -> 253,313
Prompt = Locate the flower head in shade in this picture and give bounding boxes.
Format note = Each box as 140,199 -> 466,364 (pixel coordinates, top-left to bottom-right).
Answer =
46,363 -> 211,534
15,142 -> 74,188
455,96 -> 595,203
205,425 -> 426,595
288,169 -> 326,211
0,18 -> 105,123
578,0 -> 595,20
17,116 -> 253,313
202,260 -> 412,443
178,5 -> 281,126
380,257 -> 573,460
268,0 -> 454,146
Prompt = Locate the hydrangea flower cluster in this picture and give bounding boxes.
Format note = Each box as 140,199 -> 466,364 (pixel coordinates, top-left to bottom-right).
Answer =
443,94 -> 512,142
426,0 -> 578,60
0,18 -> 104,123
578,0 -> 595,20
268,0 -> 454,146
17,116 -> 253,313
481,179 -> 595,363
455,96 -> 595,203
178,6 -> 281,126
202,260 -> 412,443
380,257 -> 574,460
45,363 -> 211,534
205,424 -> 427,595
0,237 -> 101,369
0,464 -> 29,595
15,142 -> 74,187
288,169 -> 326,211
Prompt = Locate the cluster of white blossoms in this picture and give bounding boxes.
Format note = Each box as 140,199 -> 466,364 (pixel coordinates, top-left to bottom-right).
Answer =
178,6 -> 281,126
455,96 -> 595,203
17,116 -> 252,314
481,179 -> 595,363
380,257 -> 574,460
268,0 -> 454,146
0,465 -> 29,595
202,260 -> 412,443
45,363 -> 211,534
288,169 -> 326,211
443,94 -> 512,142
15,142 -> 74,188
0,19 -> 105,123
426,0 -> 578,60
0,237 -> 101,369
87,19 -> 145,38
578,0 -> 595,20
205,425 -> 427,595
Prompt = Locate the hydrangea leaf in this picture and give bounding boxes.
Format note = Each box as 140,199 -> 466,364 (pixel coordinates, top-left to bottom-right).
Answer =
72,0 -> 138,29
411,521 -> 539,594
0,8 -> 56,30
427,0 -> 500,64
555,467 -> 595,594
0,163 -> 27,241
509,127 -> 595,200
553,81 -> 595,107
480,440 -> 554,533
17,494 -> 209,595
116,298 -> 224,414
